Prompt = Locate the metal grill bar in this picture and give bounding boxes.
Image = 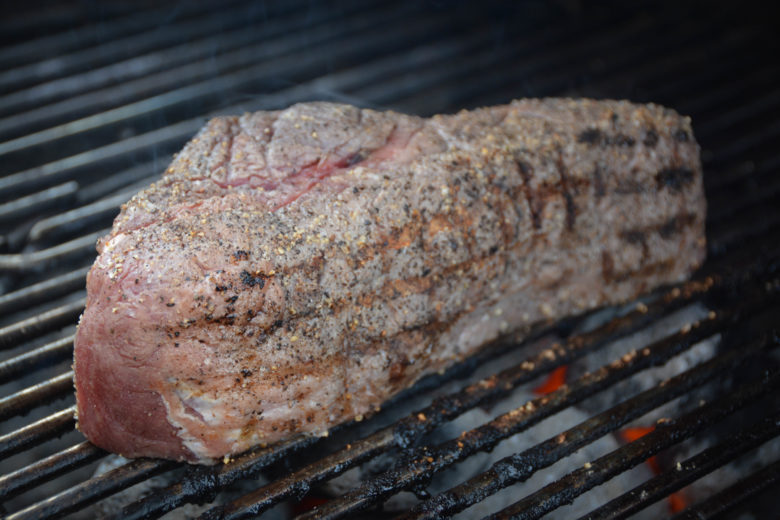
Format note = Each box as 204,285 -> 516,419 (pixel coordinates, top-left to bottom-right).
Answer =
422,10 -> 754,112
0,1 -> 237,68
75,161 -> 158,204
0,299 -> 83,349
401,335 -> 776,520
0,371 -> 73,421
612,35 -> 772,106
709,165 -> 780,215
0,119 -> 200,200
0,335 -> 73,383
703,122 -> 780,176
0,267 -> 87,315
0,2 -> 217,70
486,374 -> 780,520
0,181 -> 78,224
0,2 -> 378,145
0,442 -> 105,502
696,89 -> 780,140
0,3 -> 146,55
671,460 -> 780,520
496,16 -> 734,102
368,4 -> 673,112
0,7 -> 456,199
701,130 -> 780,179
351,12 -> 608,112
708,117 -> 780,166
708,197 -> 780,255
120,435 -> 318,520
28,178 -> 158,244
707,170 -> 780,217
0,406 -> 74,460
673,64 -> 780,119
0,0 -> 290,104
0,230 -> 105,272
706,145 -> 780,191
6,458 -> 177,520
293,303 -> 773,520
638,66 -> 776,159
201,431 -> 393,520
396,4 -> 713,113
0,1 -> 401,158
577,415 -> 780,520
0,0 -> 307,103
700,229 -> 780,288
656,79 -> 779,172
708,158 -> 780,222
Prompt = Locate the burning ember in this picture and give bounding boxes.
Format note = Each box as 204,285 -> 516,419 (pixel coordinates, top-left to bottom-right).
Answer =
620,425 -> 687,513
534,365 -> 569,395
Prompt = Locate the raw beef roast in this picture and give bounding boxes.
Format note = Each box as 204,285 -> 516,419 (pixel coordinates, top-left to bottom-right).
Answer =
74,99 -> 706,463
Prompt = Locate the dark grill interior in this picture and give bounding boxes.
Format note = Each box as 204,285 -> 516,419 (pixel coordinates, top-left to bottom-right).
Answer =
1,0 -> 779,518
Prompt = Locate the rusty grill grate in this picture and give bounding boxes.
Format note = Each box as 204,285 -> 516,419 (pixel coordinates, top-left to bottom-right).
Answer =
1,0 -> 779,518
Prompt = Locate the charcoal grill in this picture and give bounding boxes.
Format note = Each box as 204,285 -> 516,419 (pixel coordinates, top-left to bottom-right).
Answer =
1,0 -> 779,518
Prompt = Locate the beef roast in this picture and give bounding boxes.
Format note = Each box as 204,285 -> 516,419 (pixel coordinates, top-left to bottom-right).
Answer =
74,99 -> 706,463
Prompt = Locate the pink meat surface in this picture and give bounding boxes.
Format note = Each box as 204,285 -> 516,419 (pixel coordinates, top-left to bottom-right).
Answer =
74,100 -> 706,463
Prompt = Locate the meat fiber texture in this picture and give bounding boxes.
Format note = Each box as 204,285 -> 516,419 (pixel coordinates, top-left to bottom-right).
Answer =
74,99 -> 706,464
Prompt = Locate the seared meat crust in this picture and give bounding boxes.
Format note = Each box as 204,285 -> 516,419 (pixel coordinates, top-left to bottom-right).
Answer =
74,99 -> 705,463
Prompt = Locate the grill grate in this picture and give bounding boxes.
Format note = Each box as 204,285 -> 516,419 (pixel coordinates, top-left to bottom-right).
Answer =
1,0 -> 779,518
486,377 -> 779,520
581,415 -> 780,520
670,460 -> 780,520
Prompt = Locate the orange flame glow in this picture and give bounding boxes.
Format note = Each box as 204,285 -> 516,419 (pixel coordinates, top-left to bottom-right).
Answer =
534,365 -> 568,395
618,425 -> 687,513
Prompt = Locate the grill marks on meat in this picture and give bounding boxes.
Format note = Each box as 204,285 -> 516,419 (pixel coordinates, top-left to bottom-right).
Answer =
74,99 -> 706,463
